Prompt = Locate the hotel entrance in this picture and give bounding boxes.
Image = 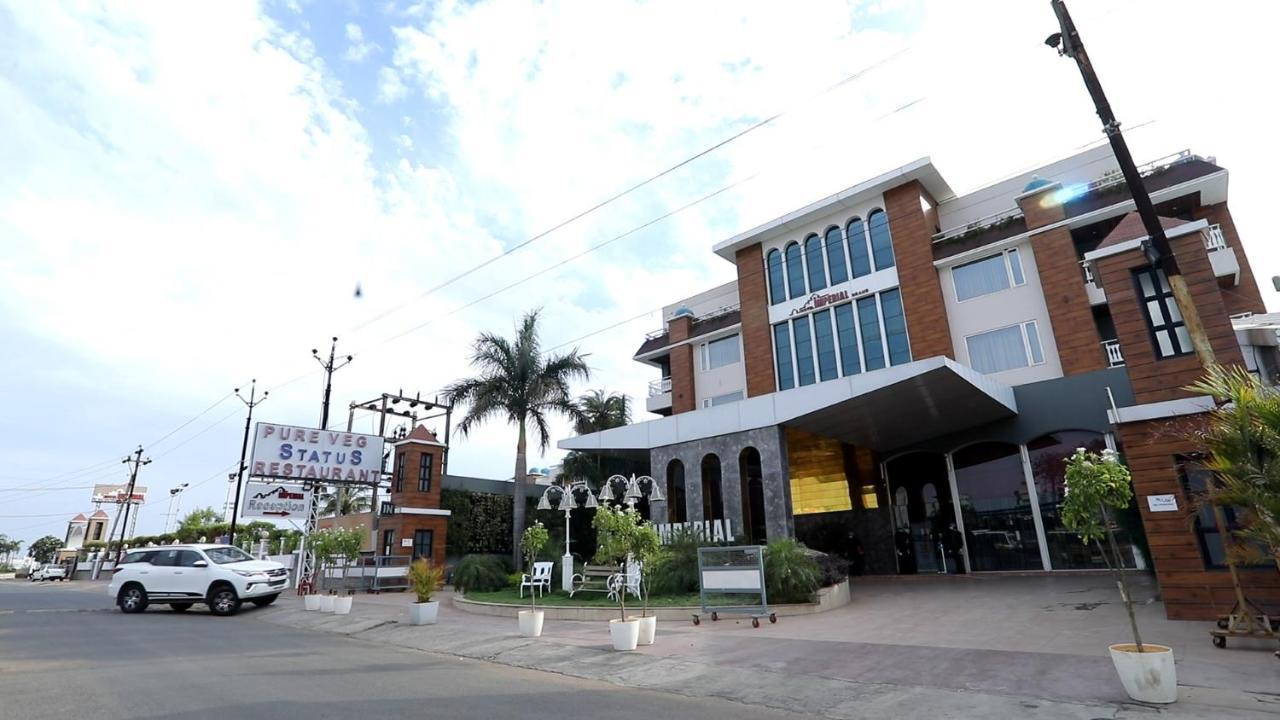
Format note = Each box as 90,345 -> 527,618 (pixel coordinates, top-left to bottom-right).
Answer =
884,453 -> 962,574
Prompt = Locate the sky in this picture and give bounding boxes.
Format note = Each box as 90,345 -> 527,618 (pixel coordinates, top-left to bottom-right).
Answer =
2,0 -> 1277,548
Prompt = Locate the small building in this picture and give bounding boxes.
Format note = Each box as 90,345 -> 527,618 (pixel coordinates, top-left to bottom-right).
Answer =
57,509 -> 111,562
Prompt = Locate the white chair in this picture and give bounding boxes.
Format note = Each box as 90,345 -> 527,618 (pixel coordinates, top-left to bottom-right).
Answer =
520,561 -> 553,598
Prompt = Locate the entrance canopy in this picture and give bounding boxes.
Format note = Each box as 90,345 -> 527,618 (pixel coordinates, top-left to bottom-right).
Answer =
560,357 -> 1017,455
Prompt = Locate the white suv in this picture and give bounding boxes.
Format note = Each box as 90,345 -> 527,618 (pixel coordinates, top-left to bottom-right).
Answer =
30,564 -> 68,581
108,544 -> 288,616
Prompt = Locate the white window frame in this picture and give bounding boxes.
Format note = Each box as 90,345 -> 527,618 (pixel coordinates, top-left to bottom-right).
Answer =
952,248 -> 1027,303
702,391 -> 744,408
962,320 -> 1046,375
700,333 -> 742,371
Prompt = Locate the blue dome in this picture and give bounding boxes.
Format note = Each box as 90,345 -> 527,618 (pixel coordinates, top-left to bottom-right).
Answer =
671,305 -> 694,318
1022,175 -> 1053,193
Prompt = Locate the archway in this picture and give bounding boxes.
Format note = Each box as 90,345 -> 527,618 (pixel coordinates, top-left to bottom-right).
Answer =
701,454 -> 724,522
666,459 -> 686,523
884,452 -> 957,574
738,447 -> 766,543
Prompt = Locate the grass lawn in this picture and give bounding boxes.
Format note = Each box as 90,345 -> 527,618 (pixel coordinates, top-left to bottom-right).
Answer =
461,588 -> 758,607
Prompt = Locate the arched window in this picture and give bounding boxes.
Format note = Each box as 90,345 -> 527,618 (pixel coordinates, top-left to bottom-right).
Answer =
846,217 -> 871,278
666,459 -> 687,523
738,447 -> 766,544
868,209 -> 895,271
951,442 -> 1039,571
700,454 -> 724,522
784,242 -> 805,299
766,249 -> 785,306
824,226 -> 848,284
804,234 -> 826,292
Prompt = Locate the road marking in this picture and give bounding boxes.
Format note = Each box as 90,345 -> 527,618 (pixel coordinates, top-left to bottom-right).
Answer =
0,608 -> 113,615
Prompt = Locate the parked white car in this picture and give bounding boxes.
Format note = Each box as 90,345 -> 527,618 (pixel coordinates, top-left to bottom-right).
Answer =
30,564 -> 68,582
108,544 -> 288,616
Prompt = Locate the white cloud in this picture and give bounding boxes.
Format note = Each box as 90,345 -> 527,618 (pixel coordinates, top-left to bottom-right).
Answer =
343,22 -> 378,62
376,65 -> 407,102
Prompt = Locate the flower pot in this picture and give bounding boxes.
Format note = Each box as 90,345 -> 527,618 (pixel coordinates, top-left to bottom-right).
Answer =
409,601 -> 439,626
303,594 -> 321,611
333,596 -> 353,615
609,618 -> 640,651
1109,643 -> 1177,704
518,609 -> 544,637
635,615 -> 657,646
319,594 -> 336,613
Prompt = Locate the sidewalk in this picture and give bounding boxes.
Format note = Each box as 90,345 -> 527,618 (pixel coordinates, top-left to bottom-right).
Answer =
258,576 -> 1280,720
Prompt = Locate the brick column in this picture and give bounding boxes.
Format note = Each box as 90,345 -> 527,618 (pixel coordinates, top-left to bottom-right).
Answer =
1193,203 -> 1265,317
735,244 -> 777,397
668,315 -> 696,414
884,181 -> 952,359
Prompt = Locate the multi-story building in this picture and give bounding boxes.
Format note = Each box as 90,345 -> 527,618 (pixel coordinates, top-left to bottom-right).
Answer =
561,146 -> 1279,620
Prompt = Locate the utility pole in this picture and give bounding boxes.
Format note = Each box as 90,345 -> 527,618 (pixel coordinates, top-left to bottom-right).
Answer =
299,338 -> 353,589
228,379 -> 269,546
1046,0 -> 1214,366
113,447 -> 151,562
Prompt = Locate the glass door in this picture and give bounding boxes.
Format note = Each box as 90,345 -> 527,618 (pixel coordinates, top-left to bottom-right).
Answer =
951,442 -> 1042,571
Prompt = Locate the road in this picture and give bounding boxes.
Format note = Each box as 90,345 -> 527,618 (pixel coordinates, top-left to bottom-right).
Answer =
0,581 -> 802,720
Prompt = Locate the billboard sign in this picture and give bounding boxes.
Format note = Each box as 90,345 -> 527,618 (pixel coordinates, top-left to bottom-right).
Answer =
243,483 -> 312,518
249,423 -> 384,485
92,484 -> 147,504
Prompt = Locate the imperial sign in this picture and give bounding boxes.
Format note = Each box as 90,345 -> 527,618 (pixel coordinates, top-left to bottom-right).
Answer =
249,422 -> 385,485
243,483 -> 312,518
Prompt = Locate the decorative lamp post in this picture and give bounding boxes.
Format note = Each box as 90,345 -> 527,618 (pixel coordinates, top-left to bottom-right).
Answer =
537,478 -> 599,592
606,473 -> 664,510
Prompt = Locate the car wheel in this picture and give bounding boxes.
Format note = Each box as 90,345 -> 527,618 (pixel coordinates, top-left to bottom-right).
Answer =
207,584 -> 241,617
170,603 -> 193,612
118,584 -> 149,614
251,594 -> 279,607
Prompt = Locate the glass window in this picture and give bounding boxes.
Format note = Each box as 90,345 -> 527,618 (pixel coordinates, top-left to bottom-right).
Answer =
812,309 -> 838,381
793,317 -> 816,386
766,249 -> 785,305
966,324 -> 1042,374
666,460 -> 687,523
1179,458 -> 1268,568
705,391 -> 743,407
150,549 -> 179,567
1134,267 -> 1191,358
834,302 -> 860,376
804,234 -> 827,291
395,453 -> 405,492
413,529 -> 433,560
701,454 -> 724,522
953,250 -> 1025,301
205,547 -> 254,565
785,242 -> 805,299
381,529 -> 394,556
857,296 -> 884,371
1025,321 -> 1044,365
702,334 -> 741,370
846,217 -> 871,278
176,550 -> 203,567
824,227 -> 848,284
880,289 -> 910,366
773,323 -> 794,390
121,551 -> 155,565
868,209 -> 895,271
418,453 -> 433,492
1008,248 -> 1025,285
951,442 -> 1043,571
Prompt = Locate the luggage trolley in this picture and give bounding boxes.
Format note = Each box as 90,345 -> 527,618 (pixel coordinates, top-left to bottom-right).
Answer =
692,545 -> 776,628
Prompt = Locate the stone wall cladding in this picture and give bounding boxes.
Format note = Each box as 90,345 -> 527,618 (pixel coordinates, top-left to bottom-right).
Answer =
1033,225 -> 1107,375
736,243 -> 777,398
885,181 -> 953,359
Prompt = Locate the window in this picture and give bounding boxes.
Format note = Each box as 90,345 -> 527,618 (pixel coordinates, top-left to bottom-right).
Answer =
766,249 -> 785,305
413,529 -> 433,560
857,295 -> 885,371
846,217 -> 871,278
824,227 -> 848,284
793,316 -> 816,386
834,303 -> 861,375
804,234 -> 827,291
121,550 -> 156,565
773,323 -> 794,390
381,529 -> 394,556
812,309 -> 838,381
860,485 -> 879,510
176,550 -> 202,567
395,452 -> 405,492
868,209 -> 895,271
965,321 -> 1045,374
1135,267 -> 1192,358
701,333 -> 741,370
1179,458 -> 1268,569
205,547 -> 253,564
92,524 -> 102,541
150,550 -> 179,567
418,453 -> 433,492
784,241 -> 805,299
880,288 -> 910,366
703,391 -> 743,408
952,249 -> 1025,301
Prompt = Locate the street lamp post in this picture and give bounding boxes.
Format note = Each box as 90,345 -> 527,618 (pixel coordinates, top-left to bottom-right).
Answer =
598,473 -> 664,512
164,483 -> 189,534
536,478 -> 599,592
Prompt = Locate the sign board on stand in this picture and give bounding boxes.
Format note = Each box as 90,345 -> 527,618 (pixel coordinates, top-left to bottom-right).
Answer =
248,422 -> 385,485
92,484 -> 147,504
243,483 -> 312,518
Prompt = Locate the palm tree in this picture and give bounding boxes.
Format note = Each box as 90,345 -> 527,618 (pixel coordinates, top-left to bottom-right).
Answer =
443,309 -> 590,565
572,389 -> 631,435
320,488 -> 372,517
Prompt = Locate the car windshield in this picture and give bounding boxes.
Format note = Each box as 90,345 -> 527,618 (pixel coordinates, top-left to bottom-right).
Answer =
204,547 -> 254,565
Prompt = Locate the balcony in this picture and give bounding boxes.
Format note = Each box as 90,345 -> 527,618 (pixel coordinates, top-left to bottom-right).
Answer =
1203,224 -> 1240,285
1081,262 -> 1106,306
1102,339 -> 1125,368
646,377 -> 672,414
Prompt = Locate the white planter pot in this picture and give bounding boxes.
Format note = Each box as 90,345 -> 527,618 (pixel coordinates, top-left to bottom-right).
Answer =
303,594 -> 321,611
635,615 -> 656,646
518,609 -> 544,637
333,596 -> 353,615
609,618 -> 640,651
319,595 -> 336,613
1109,643 -> 1177,704
409,601 -> 439,626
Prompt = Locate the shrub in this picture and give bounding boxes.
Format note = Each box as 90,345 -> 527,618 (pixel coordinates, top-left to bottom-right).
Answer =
765,538 -> 821,604
647,527 -> 726,595
815,552 -> 850,588
507,571 -> 524,589
407,559 -> 443,604
451,555 -> 509,594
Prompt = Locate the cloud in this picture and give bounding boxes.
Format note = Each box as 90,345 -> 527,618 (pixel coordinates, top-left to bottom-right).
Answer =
343,22 -> 378,62
376,65 -> 407,102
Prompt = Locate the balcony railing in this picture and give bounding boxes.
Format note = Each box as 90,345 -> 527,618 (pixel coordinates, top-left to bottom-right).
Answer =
648,377 -> 672,397
1081,262 -> 1096,284
1103,340 -> 1125,368
1204,224 -> 1228,251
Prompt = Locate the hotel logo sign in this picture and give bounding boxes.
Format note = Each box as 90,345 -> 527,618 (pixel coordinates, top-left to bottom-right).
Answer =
788,289 -> 867,317
243,483 -> 312,518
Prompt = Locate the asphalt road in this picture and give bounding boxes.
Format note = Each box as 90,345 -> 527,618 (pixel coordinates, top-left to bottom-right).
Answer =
0,581 -> 802,720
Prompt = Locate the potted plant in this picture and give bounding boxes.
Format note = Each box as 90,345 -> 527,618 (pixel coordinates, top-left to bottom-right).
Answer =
303,588 -> 322,611
407,558 -> 443,625
518,522 -> 549,637
631,519 -> 661,645
329,529 -> 363,615
593,506 -> 641,651
1062,447 -> 1176,704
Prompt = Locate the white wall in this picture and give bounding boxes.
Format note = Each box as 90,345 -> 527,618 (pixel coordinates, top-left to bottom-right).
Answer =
941,240 -> 1063,386
691,331 -> 746,407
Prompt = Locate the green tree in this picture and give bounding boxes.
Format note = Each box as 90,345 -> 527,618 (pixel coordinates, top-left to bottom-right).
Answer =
0,534 -> 22,566
319,487 -> 372,517
443,309 -> 590,566
177,507 -> 222,539
561,388 -> 637,487
28,535 -> 62,564
520,521 -> 549,611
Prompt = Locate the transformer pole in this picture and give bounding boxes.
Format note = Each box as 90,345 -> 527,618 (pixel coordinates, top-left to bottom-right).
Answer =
298,338 -> 353,590
113,447 -> 151,563
228,379 -> 268,546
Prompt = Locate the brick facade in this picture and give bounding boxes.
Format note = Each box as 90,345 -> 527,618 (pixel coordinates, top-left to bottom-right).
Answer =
1193,202 -> 1266,318
884,181 -> 952,359
1033,226 -> 1107,375
670,344 -> 696,414
736,243 -> 777,398
381,427 -> 449,569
